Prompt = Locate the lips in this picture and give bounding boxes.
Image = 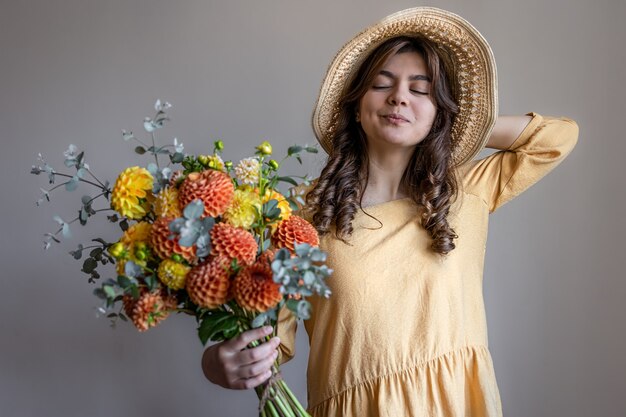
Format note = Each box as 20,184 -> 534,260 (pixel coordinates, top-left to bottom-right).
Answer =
382,113 -> 410,123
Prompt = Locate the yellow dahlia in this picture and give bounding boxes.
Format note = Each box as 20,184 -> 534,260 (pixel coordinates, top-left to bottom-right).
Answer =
111,166 -> 154,219
262,188 -> 292,232
157,259 -> 190,290
233,260 -> 281,313
223,188 -> 262,230
153,187 -> 182,218
234,157 -> 260,186
115,221 -> 152,276
271,215 -> 319,253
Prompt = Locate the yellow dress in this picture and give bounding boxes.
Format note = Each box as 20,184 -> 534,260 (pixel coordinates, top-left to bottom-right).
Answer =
277,113 -> 579,417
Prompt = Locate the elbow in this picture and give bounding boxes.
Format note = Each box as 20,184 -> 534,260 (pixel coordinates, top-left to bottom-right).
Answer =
556,117 -> 579,155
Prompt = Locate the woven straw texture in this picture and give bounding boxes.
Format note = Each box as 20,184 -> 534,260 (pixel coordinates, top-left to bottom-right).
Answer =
312,7 -> 498,166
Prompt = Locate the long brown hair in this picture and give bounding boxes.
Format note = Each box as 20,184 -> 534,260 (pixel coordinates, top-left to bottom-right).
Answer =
305,36 -> 460,255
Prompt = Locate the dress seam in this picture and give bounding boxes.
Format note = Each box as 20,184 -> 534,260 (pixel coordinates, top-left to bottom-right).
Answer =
308,344 -> 489,412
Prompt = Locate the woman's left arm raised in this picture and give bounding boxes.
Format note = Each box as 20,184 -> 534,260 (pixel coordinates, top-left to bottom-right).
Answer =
486,115 -> 534,150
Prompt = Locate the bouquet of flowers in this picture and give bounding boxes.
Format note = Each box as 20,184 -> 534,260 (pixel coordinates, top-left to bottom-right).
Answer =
30,100 -> 332,417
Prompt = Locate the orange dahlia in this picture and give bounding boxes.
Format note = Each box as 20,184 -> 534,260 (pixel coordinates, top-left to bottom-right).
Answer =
149,216 -> 197,263
123,289 -> 177,332
210,223 -> 258,266
178,170 -> 234,217
233,260 -> 281,313
271,215 -> 319,253
111,166 -> 154,219
186,256 -> 231,309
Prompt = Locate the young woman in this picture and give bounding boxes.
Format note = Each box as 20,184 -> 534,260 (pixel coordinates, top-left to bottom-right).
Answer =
201,7 -> 578,416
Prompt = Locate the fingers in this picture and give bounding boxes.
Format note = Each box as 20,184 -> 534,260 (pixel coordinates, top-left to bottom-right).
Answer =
238,336 -> 281,364
227,326 -> 274,351
232,349 -> 279,388
202,326 -> 282,390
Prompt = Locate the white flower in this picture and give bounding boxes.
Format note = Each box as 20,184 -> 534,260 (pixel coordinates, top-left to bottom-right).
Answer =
234,157 -> 261,185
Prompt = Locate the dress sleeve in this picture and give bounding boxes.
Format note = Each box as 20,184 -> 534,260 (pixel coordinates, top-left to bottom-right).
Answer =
459,112 -> 579,213
276,304 -> 297,365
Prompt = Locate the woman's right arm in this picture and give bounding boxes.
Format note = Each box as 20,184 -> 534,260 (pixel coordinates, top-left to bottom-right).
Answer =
201,325 -> 281,390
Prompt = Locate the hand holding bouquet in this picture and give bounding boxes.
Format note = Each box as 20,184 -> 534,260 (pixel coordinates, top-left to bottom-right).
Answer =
31,100 -> 332,417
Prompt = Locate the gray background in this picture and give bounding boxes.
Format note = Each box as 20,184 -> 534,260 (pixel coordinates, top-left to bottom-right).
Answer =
1,0 -> 624,416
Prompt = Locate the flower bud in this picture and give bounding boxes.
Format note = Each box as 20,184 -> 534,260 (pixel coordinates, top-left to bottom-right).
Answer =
214,140 -> 224,152
171,253 -> 184,263
224,161 -> 233,170
198,155 -> 210,167
134,242 -> 149,260
108,242 -> 126,259
268,159 -> 279,170
256,141 -> 272,156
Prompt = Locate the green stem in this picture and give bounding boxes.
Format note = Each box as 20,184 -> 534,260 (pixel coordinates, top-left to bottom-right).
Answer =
53,172 -> 108,190
151,132 -> 160,169
279,380 -> 310,416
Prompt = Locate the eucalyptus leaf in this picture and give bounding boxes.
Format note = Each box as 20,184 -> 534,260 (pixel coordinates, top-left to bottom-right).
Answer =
65,177 -> 79,192
93,288 -> 107,300
135,146 -> 146,155
143,119 -> 155,133
287,145 -> 303,156
79,207 -> 88,225
82,257 -> 97,273
303,270 -> 316,285
251,313 -> 268,328
103,285 -> 116,299
179,229 -> 200,247
62,223 -> 71,238
171,152 -> 184,163
81,195 -> 91,205
168,218 -> 185,233
297,300 -> 311,320
122,130 -> 134,141
277,176 -> 298,187
76,168 -> 86,179
124,261 -> 142,278
183,200 -> 204,220
145,275 -> 159,290
147,163 -> 158,175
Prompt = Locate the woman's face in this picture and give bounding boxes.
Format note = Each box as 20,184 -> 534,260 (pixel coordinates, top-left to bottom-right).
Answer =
358,51 -> 437,151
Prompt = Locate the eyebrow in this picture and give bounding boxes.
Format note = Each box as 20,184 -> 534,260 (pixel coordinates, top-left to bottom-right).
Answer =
379,70 -> 431,82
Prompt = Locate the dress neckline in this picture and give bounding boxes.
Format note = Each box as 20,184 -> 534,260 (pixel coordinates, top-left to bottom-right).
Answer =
358,197 -> 413,211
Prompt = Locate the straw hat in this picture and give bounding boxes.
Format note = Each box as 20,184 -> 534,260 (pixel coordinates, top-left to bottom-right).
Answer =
312,7 -> 498,166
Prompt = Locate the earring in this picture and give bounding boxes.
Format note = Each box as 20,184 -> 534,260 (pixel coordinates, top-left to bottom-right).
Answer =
355,112 -> 361,123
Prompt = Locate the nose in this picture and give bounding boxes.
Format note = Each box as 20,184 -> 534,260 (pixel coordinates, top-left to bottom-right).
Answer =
387,85 -> 409,106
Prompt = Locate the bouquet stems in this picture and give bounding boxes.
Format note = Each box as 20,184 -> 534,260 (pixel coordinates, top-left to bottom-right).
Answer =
254,365 -> 310,417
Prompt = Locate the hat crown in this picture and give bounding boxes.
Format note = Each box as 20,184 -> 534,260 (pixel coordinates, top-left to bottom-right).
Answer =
312,7 -> 498,166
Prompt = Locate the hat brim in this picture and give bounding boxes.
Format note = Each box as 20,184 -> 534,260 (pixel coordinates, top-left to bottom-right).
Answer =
312,7 -> 498,166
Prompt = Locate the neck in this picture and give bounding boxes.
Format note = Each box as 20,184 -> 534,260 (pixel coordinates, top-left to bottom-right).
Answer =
361,147 -> 414,206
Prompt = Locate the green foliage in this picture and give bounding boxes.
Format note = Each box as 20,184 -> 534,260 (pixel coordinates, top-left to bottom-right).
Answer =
197,311 -> 244,345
